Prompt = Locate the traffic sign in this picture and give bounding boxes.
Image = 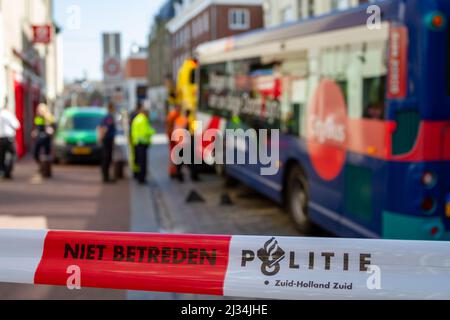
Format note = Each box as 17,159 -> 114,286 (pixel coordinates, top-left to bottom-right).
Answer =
104,57 -> 121,77
32,25 -> 52,44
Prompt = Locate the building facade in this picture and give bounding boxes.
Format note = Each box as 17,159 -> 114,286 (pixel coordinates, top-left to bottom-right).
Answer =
0,0 -> 62,158
167,0 -> 264,80
124,47 -> 148,113
147,0 -> 177,115
263,0 -> 373,27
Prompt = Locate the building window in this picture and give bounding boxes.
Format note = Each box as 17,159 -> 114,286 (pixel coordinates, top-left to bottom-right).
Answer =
307,0 -> 314,17
192,19 -> 199,39
297,0 -> 304,19
203,12 -> 210,34
229,9 -> 250,30
175,32 -> 179,48
177,31 -> 182,48
281,6 -> 294,23
331,0 -> 351,11
185,26 -> 191,43
191,12 -> 209,39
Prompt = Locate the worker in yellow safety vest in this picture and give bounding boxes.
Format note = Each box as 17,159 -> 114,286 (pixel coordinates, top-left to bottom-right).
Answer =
129,103 -> 144,178
131,110 -> 156,184
32,103 -> 55,177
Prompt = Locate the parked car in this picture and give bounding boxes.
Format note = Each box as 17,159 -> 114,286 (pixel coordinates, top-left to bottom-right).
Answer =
53,107 -> 107,163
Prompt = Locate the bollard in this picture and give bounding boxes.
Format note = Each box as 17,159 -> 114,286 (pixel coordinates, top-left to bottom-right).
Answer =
114,160 -> 125,180
40,156 -> 52,178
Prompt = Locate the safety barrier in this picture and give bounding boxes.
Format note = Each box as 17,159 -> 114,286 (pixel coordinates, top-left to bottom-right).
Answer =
1,229 -> 449,300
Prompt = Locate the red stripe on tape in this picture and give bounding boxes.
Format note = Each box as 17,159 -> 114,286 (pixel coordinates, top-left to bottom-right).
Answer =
34,231 -> 232,295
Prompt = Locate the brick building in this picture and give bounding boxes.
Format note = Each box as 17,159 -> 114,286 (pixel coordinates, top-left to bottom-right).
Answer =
123,47 -> 148,112
263,0 -> 375,27
167,0 -> 264,80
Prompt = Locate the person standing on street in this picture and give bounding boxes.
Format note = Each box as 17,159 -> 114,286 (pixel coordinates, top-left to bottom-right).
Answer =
33,103 -> 55,172
186,110 -> 200,182
97,103 -> 117,184
173,109 -> 200,183
129,102 -> 143,133
131,109 -> 156,185
166,104 -> 181,178
0,100 -> 20,179
129,103 -> 143,178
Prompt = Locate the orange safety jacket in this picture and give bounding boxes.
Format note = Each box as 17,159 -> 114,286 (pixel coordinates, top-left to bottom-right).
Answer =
174,116 -> 188,131
166,110 -> 180,139
173,116 -> 190,146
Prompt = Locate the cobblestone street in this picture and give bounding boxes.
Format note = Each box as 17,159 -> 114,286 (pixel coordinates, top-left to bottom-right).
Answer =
146,144 -> 302,237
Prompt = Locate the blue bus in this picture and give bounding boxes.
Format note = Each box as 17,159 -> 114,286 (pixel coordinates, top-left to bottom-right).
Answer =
195,0 -> 450,240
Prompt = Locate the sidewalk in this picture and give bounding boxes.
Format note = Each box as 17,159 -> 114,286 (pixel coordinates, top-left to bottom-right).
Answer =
127,136 -> 303,300
145,144 -> 301,237
0,157 -> 130,299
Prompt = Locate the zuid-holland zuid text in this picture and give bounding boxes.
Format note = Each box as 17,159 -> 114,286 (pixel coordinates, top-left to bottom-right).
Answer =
275,280 -> 353,290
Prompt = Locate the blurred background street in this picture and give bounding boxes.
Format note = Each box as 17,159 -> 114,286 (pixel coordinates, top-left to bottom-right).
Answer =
0,131 -> 317,299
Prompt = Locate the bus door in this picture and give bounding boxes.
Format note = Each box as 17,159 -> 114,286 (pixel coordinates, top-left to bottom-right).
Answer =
340,38 -> 389,237
311,36 -> 389,237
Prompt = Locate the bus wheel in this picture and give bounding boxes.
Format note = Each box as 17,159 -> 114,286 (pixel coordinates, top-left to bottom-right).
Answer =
286,166 -> 315,234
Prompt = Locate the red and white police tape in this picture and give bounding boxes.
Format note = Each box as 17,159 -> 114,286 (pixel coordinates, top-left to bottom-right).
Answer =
1,229 -> 450,300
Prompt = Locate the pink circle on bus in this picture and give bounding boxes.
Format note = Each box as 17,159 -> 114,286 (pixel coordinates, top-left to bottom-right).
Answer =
306,79 -> 347,181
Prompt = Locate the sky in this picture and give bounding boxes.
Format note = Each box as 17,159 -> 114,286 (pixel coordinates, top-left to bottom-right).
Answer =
54,0 -> 165,82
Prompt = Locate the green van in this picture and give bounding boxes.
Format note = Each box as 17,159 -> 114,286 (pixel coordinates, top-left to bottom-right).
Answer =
54,107 -> 107,163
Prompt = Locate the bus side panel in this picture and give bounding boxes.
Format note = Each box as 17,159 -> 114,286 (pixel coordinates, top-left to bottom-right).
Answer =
224,132 -> 348,237
279,135 -> 388,239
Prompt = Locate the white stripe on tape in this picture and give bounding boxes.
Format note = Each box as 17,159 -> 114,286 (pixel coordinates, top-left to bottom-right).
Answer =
224,236 -> 450,300
0,229 -> 450,300
0,229 -> 47,284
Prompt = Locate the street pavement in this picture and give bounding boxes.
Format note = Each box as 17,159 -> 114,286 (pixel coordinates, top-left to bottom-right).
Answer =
0,158 -> 130,300
127,135 -> 332,300
143,144 -> 302,238
0,131 -> 330,300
